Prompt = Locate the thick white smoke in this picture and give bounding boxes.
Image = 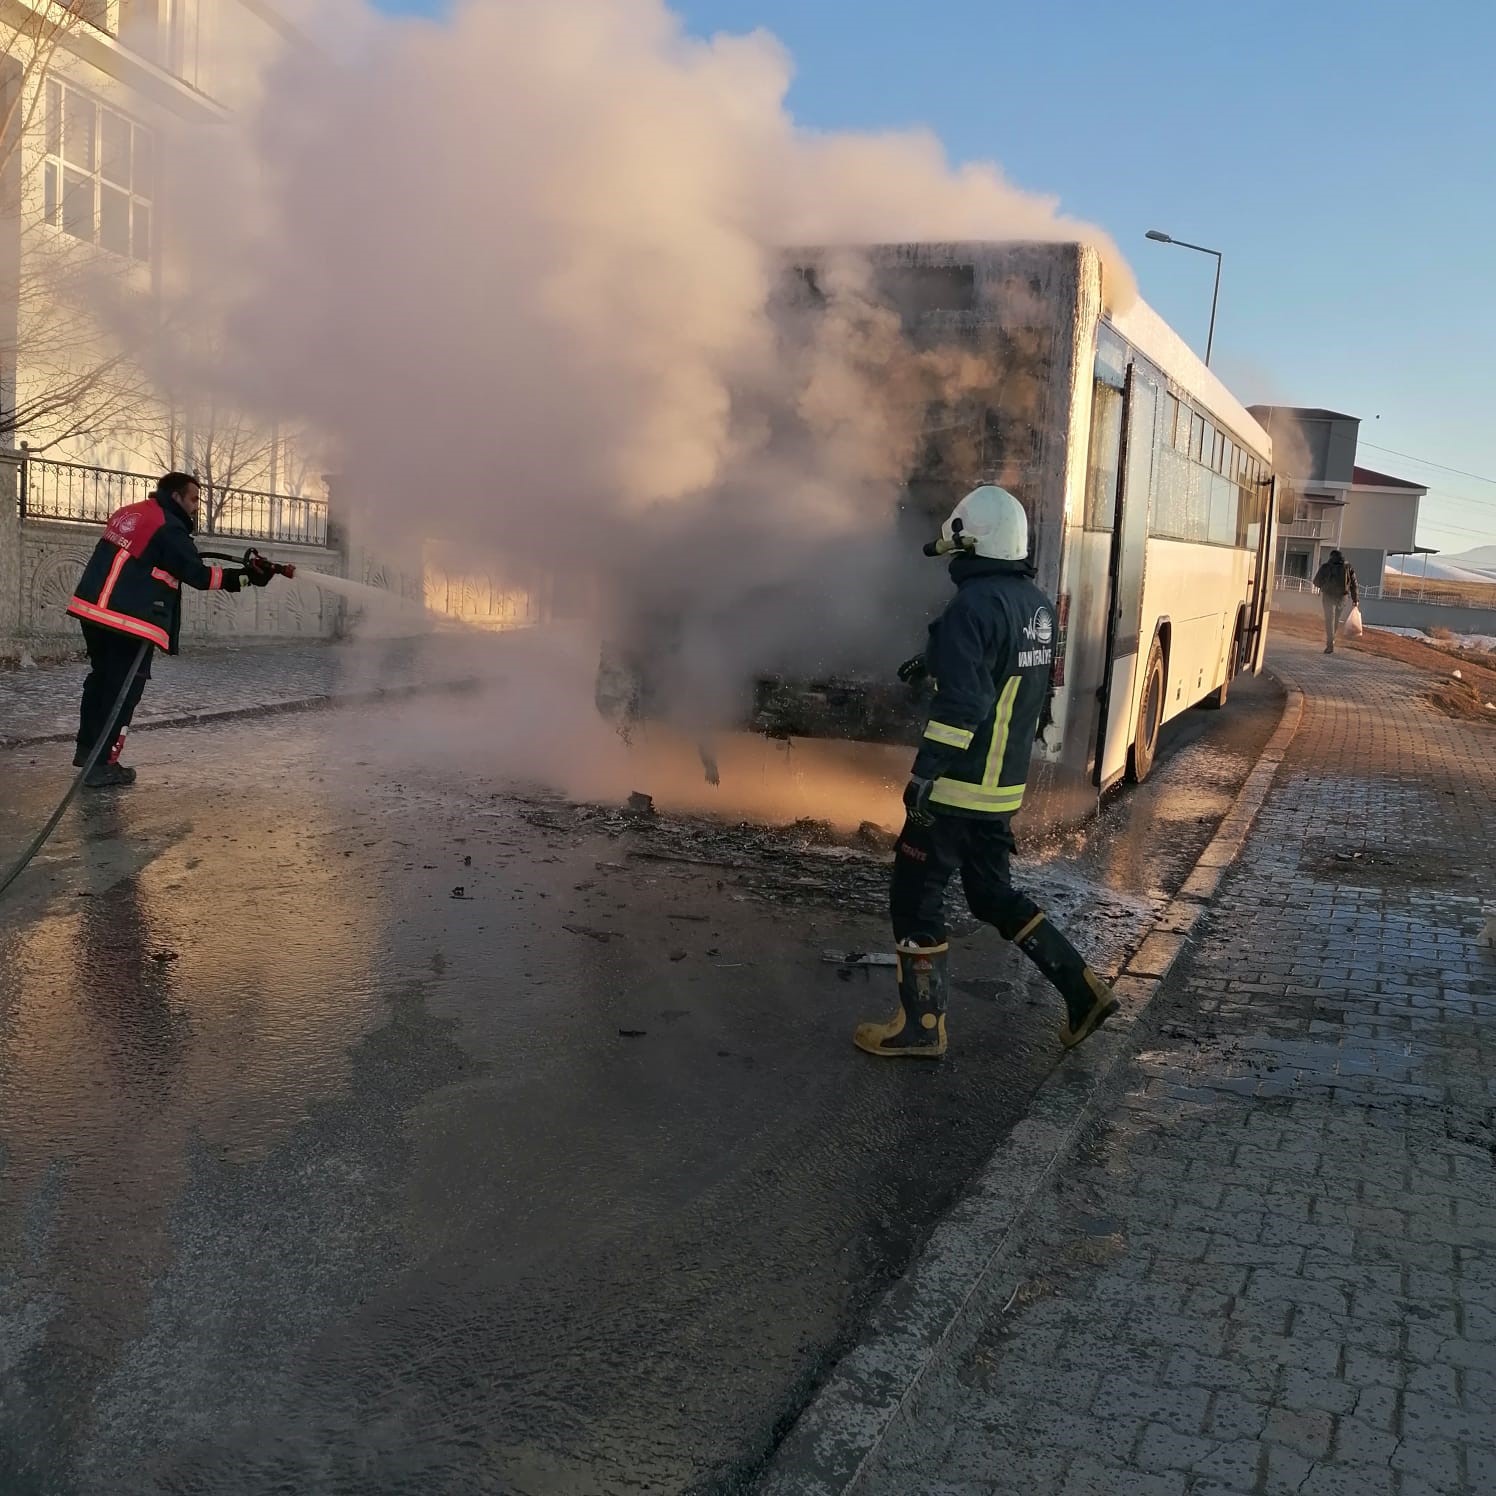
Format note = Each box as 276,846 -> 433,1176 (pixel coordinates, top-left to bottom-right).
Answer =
152,0 -> 1131,730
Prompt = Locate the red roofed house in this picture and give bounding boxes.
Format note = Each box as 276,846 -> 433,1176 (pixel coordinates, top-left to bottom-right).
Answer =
1248,407 -> 1429,590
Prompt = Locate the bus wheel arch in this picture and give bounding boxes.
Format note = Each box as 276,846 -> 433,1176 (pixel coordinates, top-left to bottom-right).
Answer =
1126,625 -> 1169,783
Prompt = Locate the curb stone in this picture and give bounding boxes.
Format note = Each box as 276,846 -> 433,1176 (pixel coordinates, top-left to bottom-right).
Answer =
754,676 -> 1306,1496
0,677 -> 482,753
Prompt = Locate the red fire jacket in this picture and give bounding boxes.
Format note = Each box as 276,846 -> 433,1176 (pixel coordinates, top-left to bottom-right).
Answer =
68,494 -> 243,653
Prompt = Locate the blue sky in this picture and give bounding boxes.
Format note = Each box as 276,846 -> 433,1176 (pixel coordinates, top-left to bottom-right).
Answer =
373,0 -> 1496,553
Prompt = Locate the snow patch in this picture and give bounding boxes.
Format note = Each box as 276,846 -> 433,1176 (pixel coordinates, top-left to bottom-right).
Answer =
1370,626 -> 1496,654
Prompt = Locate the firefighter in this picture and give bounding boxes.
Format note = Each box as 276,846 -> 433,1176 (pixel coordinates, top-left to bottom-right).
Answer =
855,484 -> 1119,1059
66,472 -> 276,788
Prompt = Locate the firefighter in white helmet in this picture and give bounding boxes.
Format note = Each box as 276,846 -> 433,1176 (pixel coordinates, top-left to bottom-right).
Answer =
856,484 -> 1118,1059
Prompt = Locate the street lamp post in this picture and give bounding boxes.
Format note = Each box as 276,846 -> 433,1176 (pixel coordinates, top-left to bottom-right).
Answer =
1145,229 -> 1222,367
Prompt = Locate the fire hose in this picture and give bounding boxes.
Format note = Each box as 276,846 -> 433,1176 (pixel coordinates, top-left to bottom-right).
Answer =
0,549 -> 296,901
0,639 -> 151,900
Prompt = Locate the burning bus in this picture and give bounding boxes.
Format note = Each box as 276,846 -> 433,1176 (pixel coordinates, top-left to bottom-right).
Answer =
598,240 -> 1277,830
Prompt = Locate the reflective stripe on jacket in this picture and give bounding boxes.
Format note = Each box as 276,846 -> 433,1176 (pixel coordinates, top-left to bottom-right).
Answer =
68,495 -> 235,654
911,554 -> 1057,819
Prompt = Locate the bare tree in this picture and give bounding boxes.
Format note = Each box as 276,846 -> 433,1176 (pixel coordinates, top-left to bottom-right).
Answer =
153,382 -> 314,537
0,2 -> 154,452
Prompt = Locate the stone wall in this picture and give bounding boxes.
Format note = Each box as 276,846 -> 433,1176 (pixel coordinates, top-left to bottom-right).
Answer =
1,457 -> 556,660
9,515 -> 345,654
0,449 -> 347,659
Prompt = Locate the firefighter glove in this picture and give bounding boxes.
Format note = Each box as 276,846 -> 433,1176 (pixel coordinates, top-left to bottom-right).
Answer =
897,654 -> 928,686
245,554 -> 275,587
903,775 -> 937,827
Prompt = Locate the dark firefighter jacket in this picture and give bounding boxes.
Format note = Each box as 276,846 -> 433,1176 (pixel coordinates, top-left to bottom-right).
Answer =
911,554 -> 1058,818
68,493 -> 243,654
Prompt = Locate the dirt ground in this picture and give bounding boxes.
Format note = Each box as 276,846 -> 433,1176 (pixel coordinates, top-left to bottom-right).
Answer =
1271,609 -> 1496,723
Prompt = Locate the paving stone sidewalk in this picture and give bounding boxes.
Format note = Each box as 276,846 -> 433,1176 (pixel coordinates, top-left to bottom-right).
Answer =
860,636 -> 1496,1496
0,633 -> 498,747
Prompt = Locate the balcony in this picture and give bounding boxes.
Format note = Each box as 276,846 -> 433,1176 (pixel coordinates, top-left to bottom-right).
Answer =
1280,517 -> 1328,539
19,1 -> 226,115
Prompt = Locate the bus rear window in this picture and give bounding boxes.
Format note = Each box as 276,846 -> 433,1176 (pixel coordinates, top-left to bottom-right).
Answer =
880,264 -> 977,329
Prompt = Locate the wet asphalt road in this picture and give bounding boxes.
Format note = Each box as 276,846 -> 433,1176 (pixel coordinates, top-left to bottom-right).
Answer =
0,666 -> 1281,1495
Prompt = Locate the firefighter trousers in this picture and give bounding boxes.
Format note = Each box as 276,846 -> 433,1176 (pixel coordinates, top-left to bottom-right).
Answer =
889,811 -> 1040,945
77,622 -> 152,762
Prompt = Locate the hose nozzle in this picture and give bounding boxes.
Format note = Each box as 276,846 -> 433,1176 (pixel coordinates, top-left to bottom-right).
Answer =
242,547 -> 296,581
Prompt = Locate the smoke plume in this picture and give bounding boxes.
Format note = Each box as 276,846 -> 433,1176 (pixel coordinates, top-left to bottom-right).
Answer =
153,0 -> 1130,728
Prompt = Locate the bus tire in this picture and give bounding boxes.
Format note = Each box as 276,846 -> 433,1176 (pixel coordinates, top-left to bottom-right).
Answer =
1202,618 -> 1244,710
1127,634 -> 1166,783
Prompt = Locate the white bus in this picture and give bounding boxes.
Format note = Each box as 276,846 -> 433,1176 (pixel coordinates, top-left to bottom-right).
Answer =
601,241 -> 1277,830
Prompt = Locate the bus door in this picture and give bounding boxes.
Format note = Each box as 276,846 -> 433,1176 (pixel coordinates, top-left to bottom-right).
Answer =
1094,366 -> 1157,786
1243,475 -> 1278,671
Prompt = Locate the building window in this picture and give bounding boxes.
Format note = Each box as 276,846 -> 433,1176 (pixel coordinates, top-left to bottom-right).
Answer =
43,80 -> 154,263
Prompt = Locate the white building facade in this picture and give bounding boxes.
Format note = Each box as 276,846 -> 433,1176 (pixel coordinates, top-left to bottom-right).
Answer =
1249,405 -> 1428,590
0,1 -> 351,653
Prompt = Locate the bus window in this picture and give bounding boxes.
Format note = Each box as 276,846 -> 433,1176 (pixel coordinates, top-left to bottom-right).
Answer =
1236,480 -> 1260,549
1084,380 -> 1124,530
1096,325 -> 1128,389
1150,443 -> 1189,538
1209,473 -> 1238,545
1186,461 -> 1210,541
881,264 -> 977,331
1175,407 -> 1191,453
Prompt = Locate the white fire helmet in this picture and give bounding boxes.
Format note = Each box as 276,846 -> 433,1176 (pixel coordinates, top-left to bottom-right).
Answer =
929,484 -> 1029,561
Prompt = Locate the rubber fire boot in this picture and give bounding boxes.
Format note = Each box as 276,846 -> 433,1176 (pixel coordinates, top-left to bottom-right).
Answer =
76,732 -> 132,775
1011,910 -> 1119,1050
853,941 -> 949,1059
83,761 -> 136,789
104,731 -> 136,782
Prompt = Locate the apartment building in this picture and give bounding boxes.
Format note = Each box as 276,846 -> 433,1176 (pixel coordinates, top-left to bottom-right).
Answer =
1248,405 -> 1428,587
0,1 -> 348,654
1,0 -> 297,474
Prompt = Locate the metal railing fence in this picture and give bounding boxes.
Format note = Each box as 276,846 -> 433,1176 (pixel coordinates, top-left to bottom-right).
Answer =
1275,574 -> 1496,609
16,453 -> 329,547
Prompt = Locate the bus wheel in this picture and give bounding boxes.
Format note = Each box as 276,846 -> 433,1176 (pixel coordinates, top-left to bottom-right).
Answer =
1203,619 -> 1244,710
1127,635 -> 1166,782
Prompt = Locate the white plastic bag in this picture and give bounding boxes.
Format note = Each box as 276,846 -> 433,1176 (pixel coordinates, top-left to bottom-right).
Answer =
1341,604 -> 1363,640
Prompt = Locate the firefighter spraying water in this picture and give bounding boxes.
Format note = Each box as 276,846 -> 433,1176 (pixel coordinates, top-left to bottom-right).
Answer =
65,473 -> 291,789
855,484 -> 1120,1060
0,474 -> 294,901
